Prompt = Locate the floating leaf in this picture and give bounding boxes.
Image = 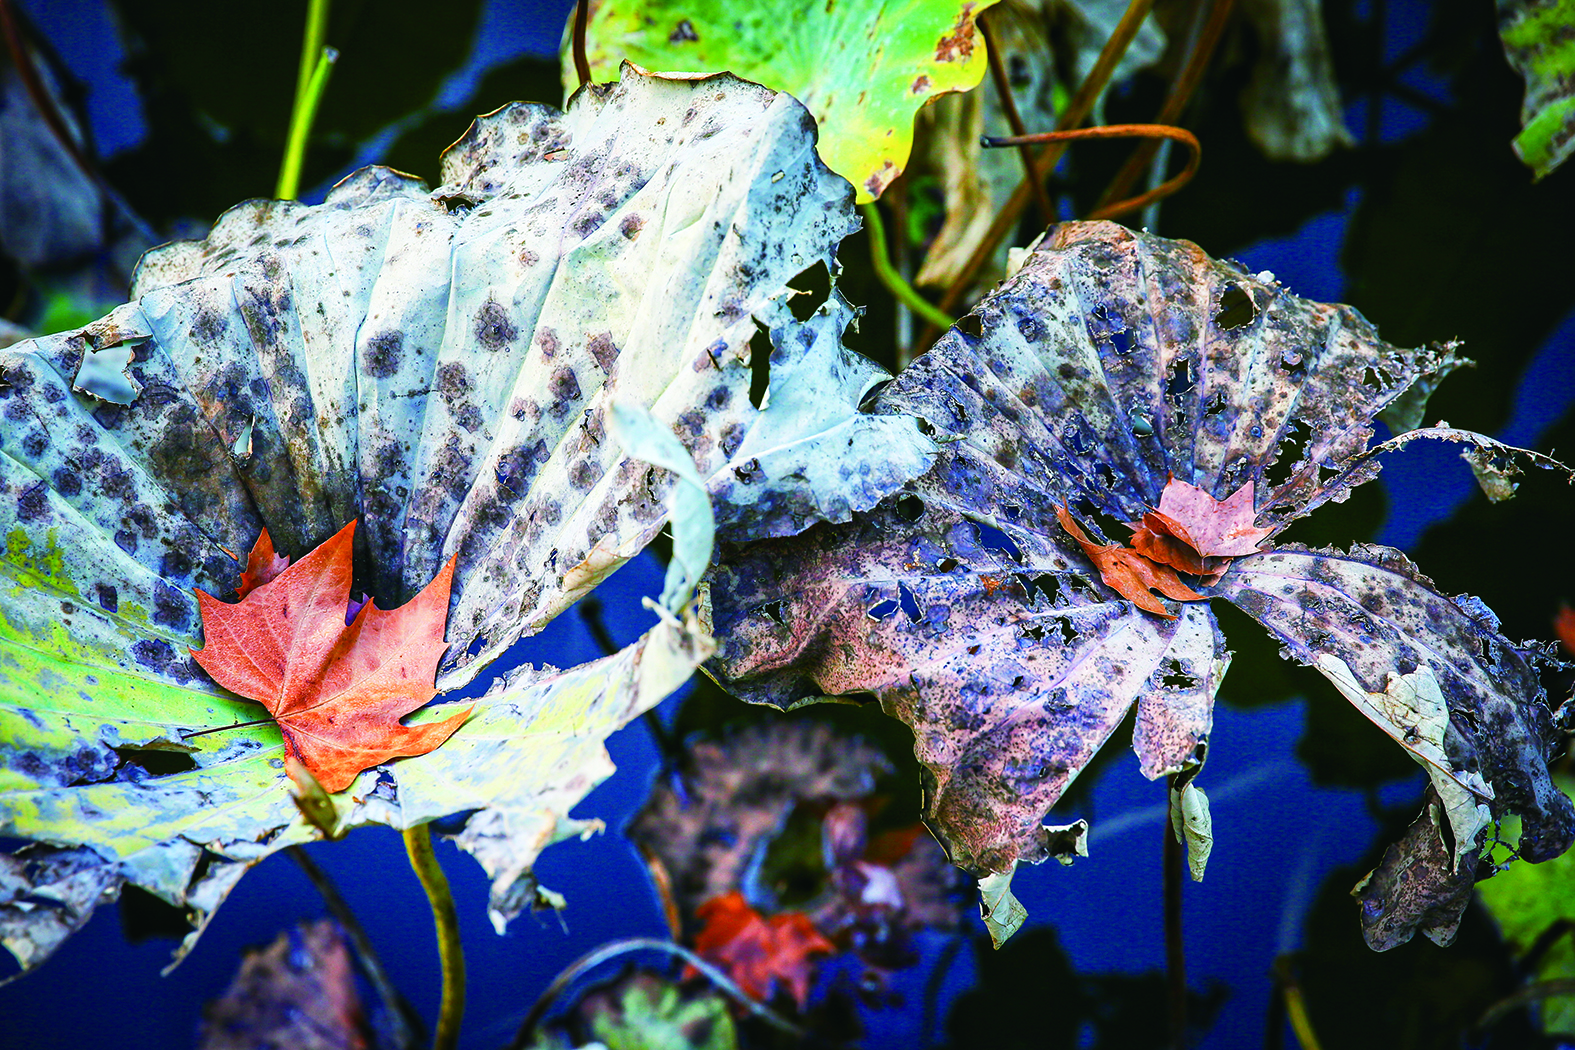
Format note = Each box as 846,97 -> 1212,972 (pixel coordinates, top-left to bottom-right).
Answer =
573,0 -> 1001,201
706,221 -> 1573,939
1499,0 -> 1575,178
0,68 -> 929,975
1477,776 -> 1575,1034
692,891 -> 834,1008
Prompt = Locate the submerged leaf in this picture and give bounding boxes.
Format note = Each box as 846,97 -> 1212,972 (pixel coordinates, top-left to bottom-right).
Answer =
692,892 -> 835,1008
573,0 -> 1001,201
199,920 -> 368,1050
707,221 -> 1573,940
0,68 -> 919,975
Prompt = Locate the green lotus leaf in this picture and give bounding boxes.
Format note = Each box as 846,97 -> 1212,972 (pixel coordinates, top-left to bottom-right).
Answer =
570,0 -> 1001,201
1499,0 -> 1575,178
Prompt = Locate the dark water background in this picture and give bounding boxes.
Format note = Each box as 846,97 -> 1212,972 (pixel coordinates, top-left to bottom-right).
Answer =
2,0 -> 1573,1047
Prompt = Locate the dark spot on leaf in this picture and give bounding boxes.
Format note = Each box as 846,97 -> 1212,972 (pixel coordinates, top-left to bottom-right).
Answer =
17,482 -> 47,521
549,366 -> 581,413
362,331 -> 403,378
588,332 -> 619,375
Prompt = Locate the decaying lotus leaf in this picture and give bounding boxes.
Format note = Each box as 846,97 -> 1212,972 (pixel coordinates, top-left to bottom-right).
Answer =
1352,786 -> 1478,951
0,69 -> 931,976
707,221 -> 1574,940
573,0 -> 1002,201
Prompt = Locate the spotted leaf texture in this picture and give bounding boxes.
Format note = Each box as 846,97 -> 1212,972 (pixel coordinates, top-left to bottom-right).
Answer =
0,69 -> 931,976
707,221 -> 1573,937
572,0 -> 1000,201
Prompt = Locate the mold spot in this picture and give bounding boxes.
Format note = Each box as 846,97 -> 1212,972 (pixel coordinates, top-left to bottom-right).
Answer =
619,214 -> 646,240
549,366 -> 581,414
588,332 -> 619,375
16,481 -> 48,521
475,300 -> 518,350
362,331 -> 404,378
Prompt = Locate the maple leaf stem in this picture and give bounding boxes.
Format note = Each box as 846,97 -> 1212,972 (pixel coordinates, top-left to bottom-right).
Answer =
403,825 -> 465,1050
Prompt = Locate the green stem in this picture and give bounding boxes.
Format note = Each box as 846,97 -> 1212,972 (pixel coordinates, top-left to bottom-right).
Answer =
860,202 -> 952,332
403,825 -> 465,1050
276,0 -> 337,201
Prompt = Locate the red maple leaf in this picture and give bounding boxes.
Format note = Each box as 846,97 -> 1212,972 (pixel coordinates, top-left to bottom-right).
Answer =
190,520 -> 472,793
692,892 -> 834,1008
1556,603 -> 1575,656
1056,505 -> 1204,619
1128,477 -> 1273,578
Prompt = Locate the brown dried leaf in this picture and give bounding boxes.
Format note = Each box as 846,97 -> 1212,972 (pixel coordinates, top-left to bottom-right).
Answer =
1055,503 -> 1204,617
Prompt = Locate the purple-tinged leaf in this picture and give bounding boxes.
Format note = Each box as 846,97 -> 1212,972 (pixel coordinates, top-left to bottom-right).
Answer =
708,221 -> 1572,942
1214,543 -> 1573,864
1351,786 -> 1477,951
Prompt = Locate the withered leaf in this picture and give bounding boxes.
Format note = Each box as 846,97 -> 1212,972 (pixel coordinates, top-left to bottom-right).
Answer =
706,221 -> 1573,938
1351,787 -> 1478,951
692,892 -> 834,1008
1128,477 -> 1273,578
1055,503 -> 1204,617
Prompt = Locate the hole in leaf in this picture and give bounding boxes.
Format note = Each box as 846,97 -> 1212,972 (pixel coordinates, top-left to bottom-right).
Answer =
1165,359 -> 1195,401
1263,418 -> 1313,489
955,313 -> 984,339
970,521 -> 1024,563
897,582 -> 924,622
1160,660 -> 1198,689
967,643 -> 981,655
761,599 -> 788,625
786,261 -> 832,322
1109,328 -> 1133,355
1021,623 -> 1046,641
1215,284 -> 1257,330
1016,573 -> 1064,605
113,747 -> 198,777
936,557 -> 959,573
868,599 -> 899,620
117,885 -> 192,943
1003,504 -> 1021,520
859,379 -> 890,411
916,418 -> 936,437
895,494 -> 925,521
748,321 -> 772,409
1054,618 -> 1078,645
428,809 -> 480,835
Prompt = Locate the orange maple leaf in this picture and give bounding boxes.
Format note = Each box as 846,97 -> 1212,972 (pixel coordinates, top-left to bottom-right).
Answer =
1128,477 -> 1273,578
692,891 -> 834,1008
190,520 -> 472,793
237,528 -> 290,598
1056,505 -> 1204,619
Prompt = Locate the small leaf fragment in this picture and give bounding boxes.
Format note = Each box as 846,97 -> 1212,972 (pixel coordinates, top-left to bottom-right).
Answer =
1169,780 -> 1213,882
1351,788 -> 1477,951
978,867 -> 1028,949
1057,504 -> 1204,617
609,399 -> 715,614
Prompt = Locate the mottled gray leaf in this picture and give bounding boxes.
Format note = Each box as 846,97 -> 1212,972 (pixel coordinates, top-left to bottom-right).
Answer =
0,68 -> 928,976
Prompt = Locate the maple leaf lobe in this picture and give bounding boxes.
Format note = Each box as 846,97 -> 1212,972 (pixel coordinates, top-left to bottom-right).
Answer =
1129,478 -> 1274,578
1055,505 -> 1204,617
191,520 -> 471,793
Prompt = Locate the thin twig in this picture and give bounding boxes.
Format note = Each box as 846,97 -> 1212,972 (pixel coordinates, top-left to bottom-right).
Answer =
930,0 -> 1157,322
1095,0 -> 1234,211
862,203 -> 953,331
506,937 -> 807,1050
403,825 -> 465,1050
1476,978 -> 1575,1034
983,124 -> 1202,221
289,846 -> 422,1050
1165,773 -> 1186,1049
572,0 -> 592,89
978,12 -> 1052,225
